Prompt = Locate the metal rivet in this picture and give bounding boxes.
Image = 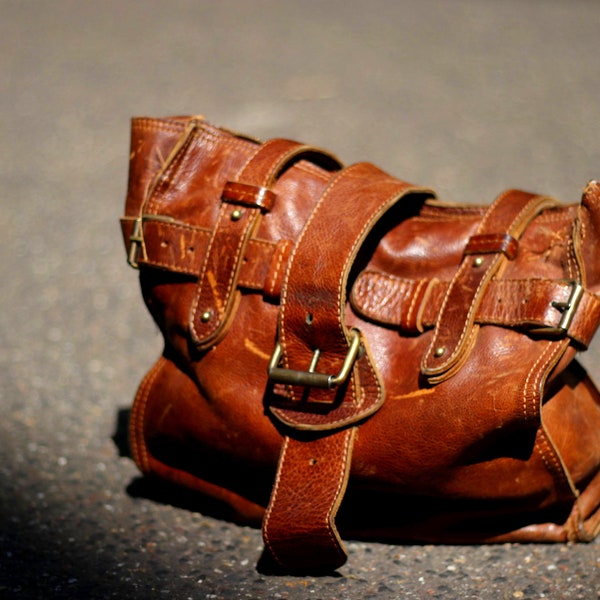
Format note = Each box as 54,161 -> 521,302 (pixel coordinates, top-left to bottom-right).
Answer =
434,346 -> 446,358
200,310 -> 213,323
231,209 -> 243,221
472,256 -> 484,268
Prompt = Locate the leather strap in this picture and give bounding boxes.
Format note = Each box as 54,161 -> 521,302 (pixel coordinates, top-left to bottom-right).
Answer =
263,428 -> 355,572
263,163 -> 435,570
189,139 -> 342,349
121,215 -> 600,348
422,189 -> 559,382
120,217 -> 292,296
351,272 -> 600,347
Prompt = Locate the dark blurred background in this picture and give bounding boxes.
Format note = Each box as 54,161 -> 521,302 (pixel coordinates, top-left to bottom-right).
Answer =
2,1 -> 600,598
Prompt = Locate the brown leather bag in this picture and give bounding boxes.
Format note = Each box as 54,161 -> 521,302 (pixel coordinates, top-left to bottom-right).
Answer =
121,115 -> 600,573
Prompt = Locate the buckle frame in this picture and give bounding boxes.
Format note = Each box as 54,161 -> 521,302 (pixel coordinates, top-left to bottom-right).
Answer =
553,280 -> 584,333
267,328 -> 362,390
127,214 -> 177,269
532,280 -> 584,336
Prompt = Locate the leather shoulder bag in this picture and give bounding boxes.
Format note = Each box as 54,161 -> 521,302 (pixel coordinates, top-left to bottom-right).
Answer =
120,115 -> 600,573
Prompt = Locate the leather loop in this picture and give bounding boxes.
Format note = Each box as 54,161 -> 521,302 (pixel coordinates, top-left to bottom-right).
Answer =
464,233 -> 519,260
221,181 -> 277,212
421,190 -> 560,382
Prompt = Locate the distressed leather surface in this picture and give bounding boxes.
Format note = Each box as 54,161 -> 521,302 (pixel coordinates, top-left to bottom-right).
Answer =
121,116 -> 600,572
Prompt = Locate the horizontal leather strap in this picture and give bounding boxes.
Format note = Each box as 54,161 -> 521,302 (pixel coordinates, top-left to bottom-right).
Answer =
351,271 -> 600,348
120,216 -> 288,296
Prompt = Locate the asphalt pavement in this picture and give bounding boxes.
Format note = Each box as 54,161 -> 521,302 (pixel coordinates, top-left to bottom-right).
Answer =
2,1 -> 600,598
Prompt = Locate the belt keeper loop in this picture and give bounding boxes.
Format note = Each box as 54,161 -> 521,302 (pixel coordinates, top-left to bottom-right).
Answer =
222,181 -> 277,212
464,233 -> 519,260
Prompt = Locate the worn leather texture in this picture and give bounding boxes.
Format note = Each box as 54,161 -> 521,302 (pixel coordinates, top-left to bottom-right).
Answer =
121,116 -> 600,573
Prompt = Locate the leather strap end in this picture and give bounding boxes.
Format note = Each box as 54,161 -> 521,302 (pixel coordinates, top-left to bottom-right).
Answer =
262,429 -> 355,573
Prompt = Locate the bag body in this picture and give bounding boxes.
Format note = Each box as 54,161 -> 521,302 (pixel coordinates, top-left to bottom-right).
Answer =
121,116 -> 600,572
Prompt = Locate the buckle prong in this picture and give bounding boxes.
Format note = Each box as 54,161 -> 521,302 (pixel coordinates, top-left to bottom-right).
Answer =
267,329 -> 362,390
127,218 -> 143,268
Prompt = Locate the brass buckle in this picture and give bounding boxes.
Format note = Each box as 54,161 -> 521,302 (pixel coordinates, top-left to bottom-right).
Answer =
267,328 -> 362,390
127,214 -> 176,269
127,218 -> 144,268
552,280 -> 584,333
532,280 -> 584,336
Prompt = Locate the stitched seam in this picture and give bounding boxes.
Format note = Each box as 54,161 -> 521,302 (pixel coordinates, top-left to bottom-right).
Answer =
236,138 -> 280,182
215,215 -> 257,331
264,142 -> 305,185
262,436 -> 290,567
139,258 -> 193,274
324,429 -> 354,562
130,357 -> 165,473
191,206 -> 229,328
146,127 -> 202,214
146,128 -> 199,215
191,207 -> 251,338
522,341 -> 562,420
424,192 -> 541,369
566,234 -> 578,280
132,118 -> 187,134
335,182 -> 410,407
279,165 -> 359,400
405,279 -> 426,330
535,428 -> 572,494
267,240 -> 290,297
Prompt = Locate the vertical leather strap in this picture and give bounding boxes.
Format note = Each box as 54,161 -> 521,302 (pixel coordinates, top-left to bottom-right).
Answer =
263,428 -> 355,572
421,189 -> 559,382
264,163 -> 435,570
189,139 -> 342,349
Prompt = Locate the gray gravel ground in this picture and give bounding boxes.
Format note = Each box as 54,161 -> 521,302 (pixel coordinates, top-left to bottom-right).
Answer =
2,0 -> 600,598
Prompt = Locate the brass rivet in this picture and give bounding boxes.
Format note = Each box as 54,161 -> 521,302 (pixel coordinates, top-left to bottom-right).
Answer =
434,346 -> 446,358
231,209 -> 243,221
472,256 -> 484,268
200,310 -> 213,323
